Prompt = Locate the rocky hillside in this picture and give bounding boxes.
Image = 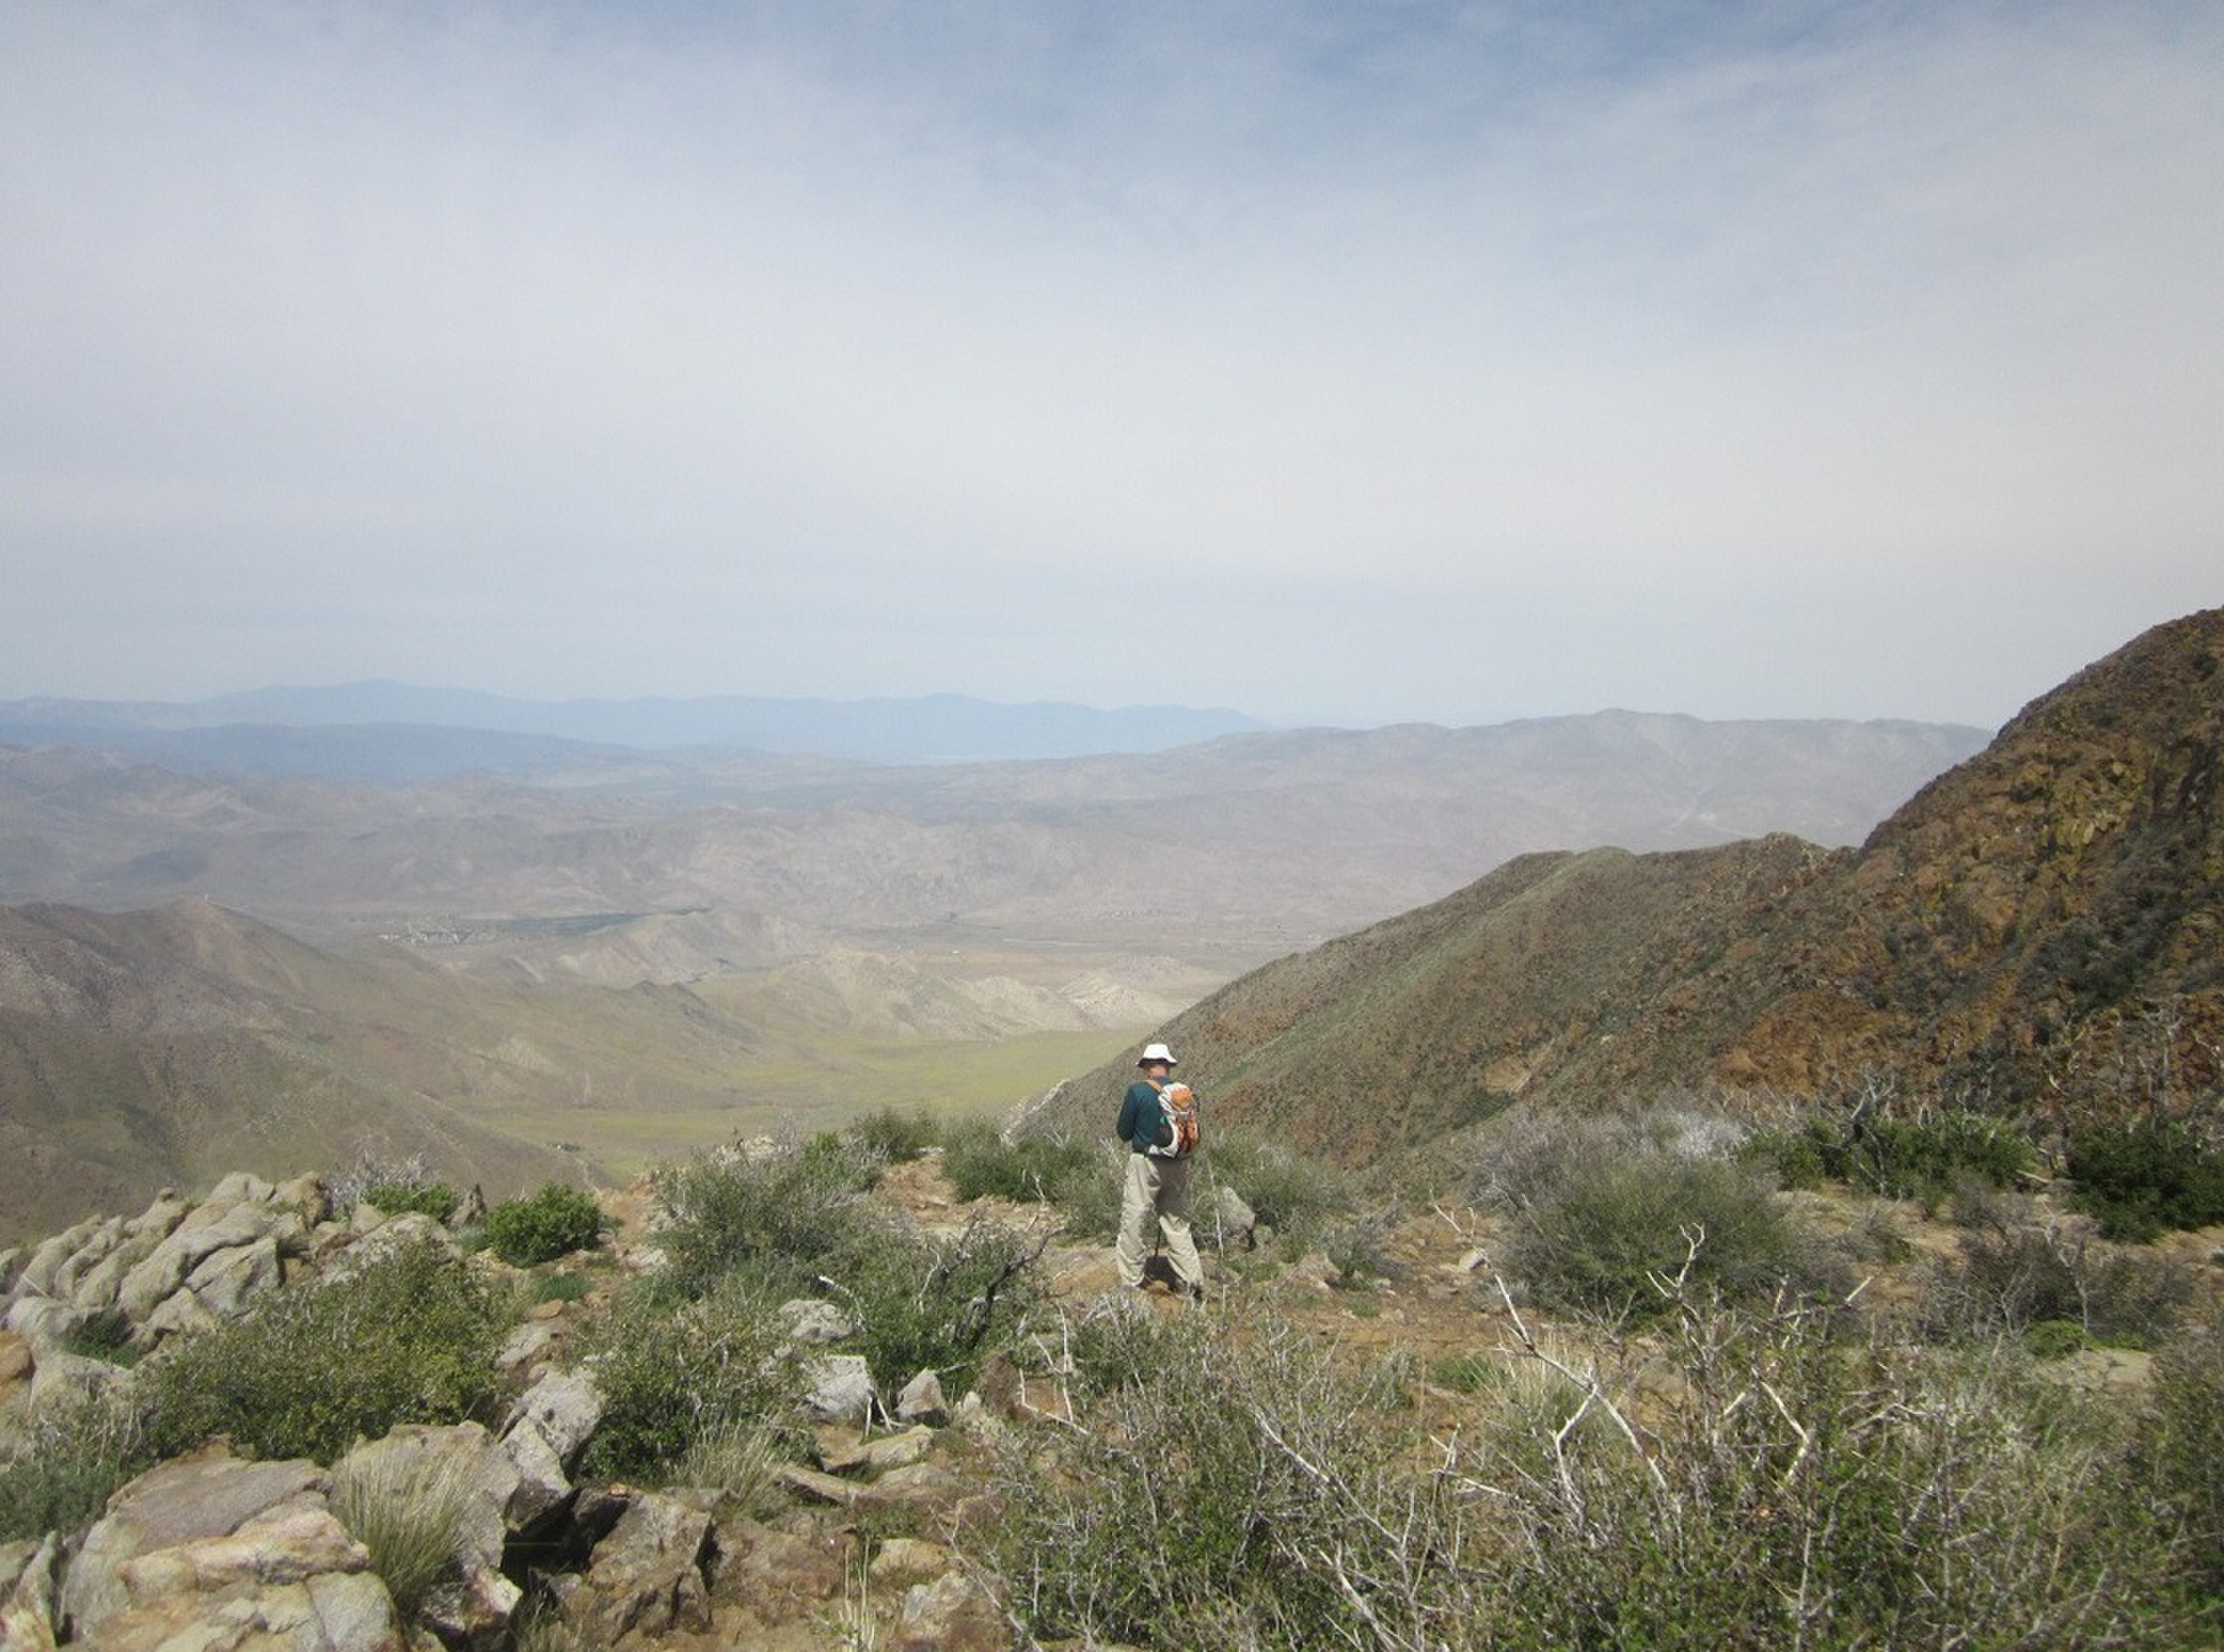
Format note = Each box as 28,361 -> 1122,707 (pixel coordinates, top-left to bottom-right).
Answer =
1031,609 -> 2224,1163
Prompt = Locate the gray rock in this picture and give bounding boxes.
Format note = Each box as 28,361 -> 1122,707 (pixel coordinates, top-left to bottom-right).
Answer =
896,1568 -> 1011,1652
0,1535 -> 62,1652
61,1446 -> 333,1637
26,1347 -> 124,1414
205,1170 -> 277,1207
15,1220 -> 100,1301
895,1369 -> 950,1427
1209,1184 -> 1259,1249
124,1193 -> 190,1243
70,1240 -> 151,1314
4,1296 -> 85,1348
115,1203 -> 279,1321
143,1286 -> 221,1342
803,1354 -> 877,1426
186,1236 -> 284,1319
49,1218 -> 125,1303
0,1247 -> 22,1297
498,1369 -> 605,1534
271,1172 -> 331,1225
778,1298 -> 858,1345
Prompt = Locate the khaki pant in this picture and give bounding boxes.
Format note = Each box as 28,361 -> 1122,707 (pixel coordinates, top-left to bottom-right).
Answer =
1116,1151 -> 1202,1291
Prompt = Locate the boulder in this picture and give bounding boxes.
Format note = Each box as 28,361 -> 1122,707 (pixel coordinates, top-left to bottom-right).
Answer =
777,1299 -> 857,1345
498,1369 -> 605,1535
143,1286 -> 221,1342
0,1535 -> 62,1652
4,1297 -> 85,1348
26,1347 -> 125,1414
186,1236 -> 284,1319
70,1241 -> 152,1314
895,1368 -> 950,1427
1209,1184 -> 1260,1249
272,1173 -> 332,1225
61,1446 -> 344,1639
123,1192 -> 190,1244
115,1204 -> 279,1321
204,1171 -> 278,1208
802,1354 -> 877,1426
49,1219 -> 125,1303
895,1569 -> 1011,1652
14,1220 -> 100,1302
335,1425 -> 521,1652
80,1568 -> 404,1651
561,1491 -> 714,1642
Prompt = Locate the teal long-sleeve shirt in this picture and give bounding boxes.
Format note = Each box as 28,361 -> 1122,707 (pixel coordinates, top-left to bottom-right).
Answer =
1117,1080 -> 1171,1154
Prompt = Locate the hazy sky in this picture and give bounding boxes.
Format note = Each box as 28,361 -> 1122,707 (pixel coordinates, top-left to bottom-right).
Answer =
4,2 -> 2219,731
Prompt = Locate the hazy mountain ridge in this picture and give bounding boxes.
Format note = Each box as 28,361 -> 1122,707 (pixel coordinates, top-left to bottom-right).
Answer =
0,683 -> 1267,767
0,711 -> 1989,965
1030,609 -> 2224,1165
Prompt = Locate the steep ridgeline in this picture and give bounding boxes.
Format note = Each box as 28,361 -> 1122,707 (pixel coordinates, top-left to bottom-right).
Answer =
1030,609 -> 2224,1165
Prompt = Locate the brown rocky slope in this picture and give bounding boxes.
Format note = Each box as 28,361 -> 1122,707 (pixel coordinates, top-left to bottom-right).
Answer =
1030,608 -> 2224,1163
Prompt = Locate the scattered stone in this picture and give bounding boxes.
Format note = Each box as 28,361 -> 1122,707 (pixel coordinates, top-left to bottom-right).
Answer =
895,1569 -> 1010,1652
561,1490 -> 714,1642
773,1462 -> 864,1506
895,1368 -> 950,1426
821,1426 -> 936,1475
1208,1184 -> 1259,1249
778,1298 -> 858,1345
802,1353 -> 877,1426
867,1537 -> 950,1587
711,1521 -> 850,1625
498,1368 -> 605,1535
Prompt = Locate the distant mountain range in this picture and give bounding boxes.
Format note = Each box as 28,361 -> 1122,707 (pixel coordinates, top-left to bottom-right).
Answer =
1031,608 -> 2224,1170
0,709 -> 1990,962
0,681 -> 2015,1241
0,684 -> 1269,769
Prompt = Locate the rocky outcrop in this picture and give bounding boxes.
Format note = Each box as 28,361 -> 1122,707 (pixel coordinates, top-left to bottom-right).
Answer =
58,1446 -> 399,1650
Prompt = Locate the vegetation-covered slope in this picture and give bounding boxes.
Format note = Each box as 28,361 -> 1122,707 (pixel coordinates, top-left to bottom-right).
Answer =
1034,608 -> 2224,1161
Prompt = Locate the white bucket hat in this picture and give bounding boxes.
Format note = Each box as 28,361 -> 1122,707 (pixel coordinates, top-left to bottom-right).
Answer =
1138,1042 -> 1178,1067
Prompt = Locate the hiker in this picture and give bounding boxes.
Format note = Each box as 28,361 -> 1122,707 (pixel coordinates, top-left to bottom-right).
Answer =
1115,1041 -> 1204,1298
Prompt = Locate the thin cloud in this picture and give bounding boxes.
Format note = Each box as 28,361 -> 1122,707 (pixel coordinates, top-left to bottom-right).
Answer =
1,2 -> 2217,727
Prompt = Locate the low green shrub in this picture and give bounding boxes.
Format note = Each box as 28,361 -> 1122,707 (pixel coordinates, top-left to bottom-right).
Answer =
363,1178 -> 462,1223
831,1214 -> 1046,1401
1922,1221 -> 2193,1347
845,1105 -> 940,1166
938,1119 -> 1098,1207
1504,1153 -> 1830,1323
2067,1122 -> 2224,1242
990,1310 -> 1427,1649
1195,1131 -> 1352,1254
0,1390 -> 149,1542
480,1182 -> 606,1266
652,1137 -> 883,1298
59,1306 -> 142,1367
534,1271 -> 592,1305
578,1279 -> 805,1481
144,1236 -> 505,1463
